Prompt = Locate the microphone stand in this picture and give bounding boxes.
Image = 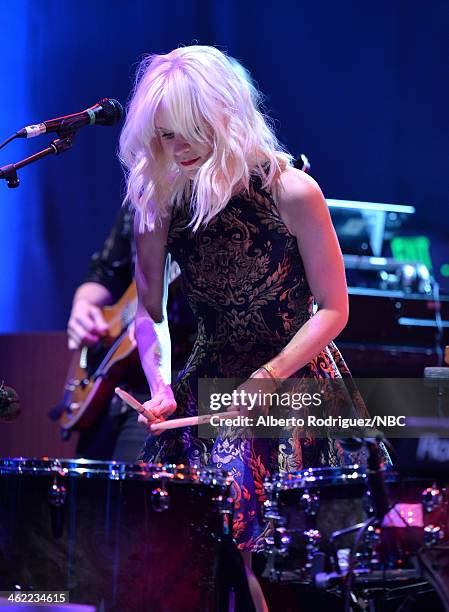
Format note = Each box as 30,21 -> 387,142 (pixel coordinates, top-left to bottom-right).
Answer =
0,133 -> 75,188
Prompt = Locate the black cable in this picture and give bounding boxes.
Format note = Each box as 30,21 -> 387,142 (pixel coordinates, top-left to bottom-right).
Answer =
0,133 -> 18,150
343,516 -> 377,612
342,497 -> 421,612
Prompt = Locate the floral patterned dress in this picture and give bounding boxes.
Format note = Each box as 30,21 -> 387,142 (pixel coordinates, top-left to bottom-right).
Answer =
139,174 -> 370,551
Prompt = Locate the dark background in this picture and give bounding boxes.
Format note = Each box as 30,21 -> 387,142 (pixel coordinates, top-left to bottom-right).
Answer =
1,0 -> 448,332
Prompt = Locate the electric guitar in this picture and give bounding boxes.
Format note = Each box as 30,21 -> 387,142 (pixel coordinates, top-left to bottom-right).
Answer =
58,262 -> 180,431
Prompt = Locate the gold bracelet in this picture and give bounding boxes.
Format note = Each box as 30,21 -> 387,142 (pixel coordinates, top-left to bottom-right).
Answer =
259,363 -> 280,388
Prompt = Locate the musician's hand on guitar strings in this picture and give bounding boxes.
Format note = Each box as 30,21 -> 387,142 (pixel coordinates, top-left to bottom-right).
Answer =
67,299 -> 109,350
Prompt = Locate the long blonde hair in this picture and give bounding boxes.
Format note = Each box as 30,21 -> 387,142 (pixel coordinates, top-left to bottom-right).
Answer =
119,45 -> 293,232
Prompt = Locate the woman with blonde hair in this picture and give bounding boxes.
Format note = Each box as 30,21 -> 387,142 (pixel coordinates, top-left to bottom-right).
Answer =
120,44 -> 369,608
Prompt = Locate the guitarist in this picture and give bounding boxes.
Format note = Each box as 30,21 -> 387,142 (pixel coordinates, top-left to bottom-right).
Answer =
67,205 -> 150,461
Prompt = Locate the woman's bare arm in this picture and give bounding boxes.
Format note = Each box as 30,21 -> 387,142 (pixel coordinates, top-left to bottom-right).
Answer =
134,212 -> 177,419
266,167 -> 349,378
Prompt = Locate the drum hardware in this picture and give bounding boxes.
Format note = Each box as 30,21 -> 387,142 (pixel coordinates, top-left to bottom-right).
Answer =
328,521 -> 382,572
48,478 -> 67,507
422,484 -> 443,513
304,529 -> 321,569
365,439 -> 391,522
109,464 -> 123,480
362,490 -> 376,516
263,496 -> 283,523
300,491 -> 320,516
150,483 -> 170,512
196,466 -> 232,487
263,488 -> 293,576
334,489 -> 447,609
272,526 -> 292,557
360,524 -> 382,567
423,524 -> 444,547
343,479 -> 446,571
315,567 -> 424,590
48,477 -> 67,538
213,494 -> 234,536
263,462 -> 449,610
339,516 -> 382,612
214,494 -> 234,516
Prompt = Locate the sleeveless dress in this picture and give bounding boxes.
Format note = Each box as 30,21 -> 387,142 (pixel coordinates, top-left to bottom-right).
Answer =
139,175 -> 370,551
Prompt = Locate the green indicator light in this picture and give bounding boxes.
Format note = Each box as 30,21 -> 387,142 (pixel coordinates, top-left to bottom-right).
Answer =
390,236 -> 432,270
440,264 -> 449,277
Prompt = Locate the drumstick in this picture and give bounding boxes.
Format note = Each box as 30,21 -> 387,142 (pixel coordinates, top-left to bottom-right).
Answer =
115,387 -> 149,416
148,411 -> 240,432
115,387 -> 167,428
115,387 -> 240,432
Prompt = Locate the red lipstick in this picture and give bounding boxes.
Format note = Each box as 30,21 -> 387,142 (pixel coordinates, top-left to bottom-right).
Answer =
180,157 -> 200,167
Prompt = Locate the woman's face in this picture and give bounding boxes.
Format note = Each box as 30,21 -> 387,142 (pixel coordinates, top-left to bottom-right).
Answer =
155,109 -> 212,177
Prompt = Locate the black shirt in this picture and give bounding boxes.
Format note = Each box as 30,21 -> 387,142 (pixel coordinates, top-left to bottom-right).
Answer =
84,205 -> 135,302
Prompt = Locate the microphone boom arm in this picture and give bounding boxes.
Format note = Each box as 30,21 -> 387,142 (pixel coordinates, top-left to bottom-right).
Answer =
0,134 -> 74,188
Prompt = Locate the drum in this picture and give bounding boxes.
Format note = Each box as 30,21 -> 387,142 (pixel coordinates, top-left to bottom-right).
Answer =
0,459 -> 234,612
263,466 -> 448,584
263,465 -> 368,583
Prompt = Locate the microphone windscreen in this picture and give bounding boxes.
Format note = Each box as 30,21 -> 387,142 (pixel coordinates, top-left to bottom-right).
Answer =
97,99 -> 124,126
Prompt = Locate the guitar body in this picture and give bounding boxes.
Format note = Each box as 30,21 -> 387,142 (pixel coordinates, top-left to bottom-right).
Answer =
59,283 -> 140,431
58,263 -> 184,432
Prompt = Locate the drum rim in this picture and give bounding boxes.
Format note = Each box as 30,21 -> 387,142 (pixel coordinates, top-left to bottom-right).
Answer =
263,465 -> 415,492
265,465 -> 368,491
0,457 -> 233,485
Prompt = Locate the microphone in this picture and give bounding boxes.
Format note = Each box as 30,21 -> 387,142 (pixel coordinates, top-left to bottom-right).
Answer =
0,384 -> 21,421
16,98 -> 124,139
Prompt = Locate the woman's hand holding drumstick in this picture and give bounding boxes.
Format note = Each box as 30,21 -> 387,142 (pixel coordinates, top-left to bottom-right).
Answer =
115,386 -> 175,433
115,387 -> 239,433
